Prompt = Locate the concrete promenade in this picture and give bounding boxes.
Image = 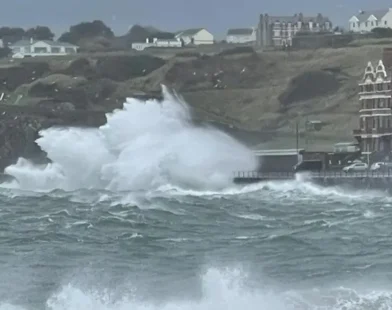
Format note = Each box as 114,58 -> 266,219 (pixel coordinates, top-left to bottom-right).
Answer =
233,171 -> 392,189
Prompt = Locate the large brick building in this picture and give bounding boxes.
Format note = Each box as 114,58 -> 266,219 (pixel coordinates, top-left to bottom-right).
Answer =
257,13 -> 332,47
353,59 -> 392,157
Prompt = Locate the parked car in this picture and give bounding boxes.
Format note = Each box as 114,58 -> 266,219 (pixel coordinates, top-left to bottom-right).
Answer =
370,162 -> 392,172
342,162 -> 368,173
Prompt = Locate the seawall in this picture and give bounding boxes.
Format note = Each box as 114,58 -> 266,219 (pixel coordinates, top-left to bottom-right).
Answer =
233,171 -> 392,191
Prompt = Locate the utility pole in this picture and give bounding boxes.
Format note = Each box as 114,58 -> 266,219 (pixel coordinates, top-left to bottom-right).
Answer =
296,119 -> 299,156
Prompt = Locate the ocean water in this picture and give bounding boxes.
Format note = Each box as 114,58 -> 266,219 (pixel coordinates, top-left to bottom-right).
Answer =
1,88 -> 392,309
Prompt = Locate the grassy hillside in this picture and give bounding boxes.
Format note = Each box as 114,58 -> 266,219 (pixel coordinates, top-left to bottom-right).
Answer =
0,44 -> 387,151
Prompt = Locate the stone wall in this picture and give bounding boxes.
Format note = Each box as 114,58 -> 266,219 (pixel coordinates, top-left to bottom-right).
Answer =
292,34 -> 356,49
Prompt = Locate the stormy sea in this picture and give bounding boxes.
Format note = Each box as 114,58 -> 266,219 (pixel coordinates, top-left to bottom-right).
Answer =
0,88 -> 391,309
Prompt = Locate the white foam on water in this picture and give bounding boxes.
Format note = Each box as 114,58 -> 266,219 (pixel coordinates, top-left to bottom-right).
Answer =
1,267 -> 392,310
3,86 -> 256,193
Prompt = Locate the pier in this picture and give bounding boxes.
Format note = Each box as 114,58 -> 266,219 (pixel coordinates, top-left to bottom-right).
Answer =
233,171 -> 392,190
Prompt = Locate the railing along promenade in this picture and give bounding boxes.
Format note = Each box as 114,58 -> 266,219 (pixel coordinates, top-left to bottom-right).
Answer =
233,170 -> 392,180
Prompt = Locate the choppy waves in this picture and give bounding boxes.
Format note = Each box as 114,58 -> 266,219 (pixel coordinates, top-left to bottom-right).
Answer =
0,178 -> 391,309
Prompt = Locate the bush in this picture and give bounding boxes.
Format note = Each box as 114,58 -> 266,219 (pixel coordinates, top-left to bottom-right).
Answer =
0,47 -> 11,59
175,51 -> 201,58
96,55 -> 165,81
371,27 -> 392,38
218,46 -> 255,56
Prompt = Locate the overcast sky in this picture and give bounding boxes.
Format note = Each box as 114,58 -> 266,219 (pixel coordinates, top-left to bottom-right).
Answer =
2,0 -> 391,38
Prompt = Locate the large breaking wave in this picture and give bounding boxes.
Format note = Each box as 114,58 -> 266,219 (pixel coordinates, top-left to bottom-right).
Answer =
3,86 -> 256,192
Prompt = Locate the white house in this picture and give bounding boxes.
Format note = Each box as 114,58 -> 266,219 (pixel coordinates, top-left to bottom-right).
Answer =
349,8 -> 392,33
9,39 -> 79,58
226,28 -> 257,43
175,28 -> 214,45
131,37 -> 182,51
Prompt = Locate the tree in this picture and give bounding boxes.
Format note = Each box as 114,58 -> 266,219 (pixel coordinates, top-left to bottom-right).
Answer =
59,20 -> 114,44
0,47 -> 11,59
0,27 -> 25,44
25,26 -> 54,41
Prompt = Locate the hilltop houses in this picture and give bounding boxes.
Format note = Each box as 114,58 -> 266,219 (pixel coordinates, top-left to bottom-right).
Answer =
349,9 -> 392,33
257,13 -> 332,47
226,28 -> 256,44
9,39 -> 78,58
131,28 -> 214,50
131,37 -> 182,51
175,28 -> 214,45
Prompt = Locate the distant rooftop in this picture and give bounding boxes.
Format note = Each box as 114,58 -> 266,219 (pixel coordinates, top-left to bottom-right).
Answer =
253,149 -> 304,156
352,9 -> 390,22
175,28 -> 204,37
227,28 -> 254,36
10,39 -> 78,48
265,13 -> 331,24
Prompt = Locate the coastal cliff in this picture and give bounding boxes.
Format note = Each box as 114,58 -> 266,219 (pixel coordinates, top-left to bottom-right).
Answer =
0,44 -> 385,170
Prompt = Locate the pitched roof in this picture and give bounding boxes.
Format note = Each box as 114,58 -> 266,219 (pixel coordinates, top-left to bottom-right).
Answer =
269,14 -> 331,24
10,39 -> 78,48
227,28 -> 254,35
354,9 -> 389,22
175,28 -> 204,37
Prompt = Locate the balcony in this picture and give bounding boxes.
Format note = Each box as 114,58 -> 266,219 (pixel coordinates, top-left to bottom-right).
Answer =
353,128 -> 392,135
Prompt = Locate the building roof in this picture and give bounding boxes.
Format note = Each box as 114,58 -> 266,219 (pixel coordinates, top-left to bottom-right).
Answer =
353,9 -> 389,22
268,13 -> 331,24
253,149 -> 304,156
227,28 -> 254,35
175,28 -> 204,37
10,39 -> 78,48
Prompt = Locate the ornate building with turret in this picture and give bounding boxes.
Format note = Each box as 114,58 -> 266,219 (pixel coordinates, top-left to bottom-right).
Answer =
257,13 -> 332,47
353,60 -> 392,156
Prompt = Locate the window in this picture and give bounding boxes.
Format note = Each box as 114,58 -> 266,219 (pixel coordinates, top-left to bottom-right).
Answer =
33,47 -> 47,53
51,47 -> 60,53
366,22 -> 368,27
377,83 -> 383,91
65,47 -> 76,54
371,22 -> 374,26
386,21 -> 388,25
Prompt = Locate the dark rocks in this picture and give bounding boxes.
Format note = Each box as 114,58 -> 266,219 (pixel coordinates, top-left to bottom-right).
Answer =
0,61 -> 50,91
62,57 -> 96,79
95,55 -> 166,81
278,70 -> 342,106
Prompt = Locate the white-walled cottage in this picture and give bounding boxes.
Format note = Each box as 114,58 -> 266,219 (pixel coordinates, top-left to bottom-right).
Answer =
131,37 -> 182,51
349,8 -> 392,32
175,28 -> 214,45
226,28 -> 257,43
9,39 -> 79,58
